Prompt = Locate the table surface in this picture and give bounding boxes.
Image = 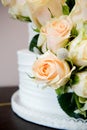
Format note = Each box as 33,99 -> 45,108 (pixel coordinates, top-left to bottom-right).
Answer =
0,86 -> 65,130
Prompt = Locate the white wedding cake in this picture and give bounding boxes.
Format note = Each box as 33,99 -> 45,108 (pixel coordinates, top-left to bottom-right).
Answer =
1,0 -> 87,129
11,24 -> 87,130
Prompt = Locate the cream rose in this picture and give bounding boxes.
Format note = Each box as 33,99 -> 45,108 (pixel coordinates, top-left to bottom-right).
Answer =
32,51 -> 73,89
69,39 -> 87,66
38,16 -> 73,54
27,0 -> 63,27
27,0 -> 49,8
72,72 -> 87,98
2,0 -> 64,27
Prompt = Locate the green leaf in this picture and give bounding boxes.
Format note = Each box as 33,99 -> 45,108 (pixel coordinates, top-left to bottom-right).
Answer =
62,5 -> 69,15
29,34 -> 39,52
74,95 -> 87,117
70,26 -> 78,40
74,94 -> 82,110
33,28 -> 40,33
66,58 -> 74,68
66,0 -> 75,12
71,74 -> 80,85
83,22 -> 87,39
57,93 -> 86,119
79,97 -> 87,104
29,34 -> 43,53
58,93 -> 78,118
77,66 -> 87,72
62,0 -> 75,15
55,86 -> 65,95
16,15 -> 31,22
55,84 -> 69,96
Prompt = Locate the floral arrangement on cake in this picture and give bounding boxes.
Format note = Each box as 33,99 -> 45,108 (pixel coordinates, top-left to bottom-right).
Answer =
2,0 -> 87,119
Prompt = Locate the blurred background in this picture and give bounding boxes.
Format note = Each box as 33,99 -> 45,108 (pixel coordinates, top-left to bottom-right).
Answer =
0,3 -> 28,86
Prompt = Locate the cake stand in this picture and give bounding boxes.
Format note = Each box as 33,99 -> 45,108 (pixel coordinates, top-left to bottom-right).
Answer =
11,90 -> 87,130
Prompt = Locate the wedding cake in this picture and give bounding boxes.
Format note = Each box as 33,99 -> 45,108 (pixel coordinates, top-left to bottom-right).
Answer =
2,0 -> 87,130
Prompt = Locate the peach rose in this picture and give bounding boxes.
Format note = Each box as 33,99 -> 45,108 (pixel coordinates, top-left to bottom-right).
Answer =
32,51 -> 74,89
37,16 -> 73,54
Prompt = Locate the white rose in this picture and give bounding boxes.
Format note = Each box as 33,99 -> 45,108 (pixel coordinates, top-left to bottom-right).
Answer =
1,0 -> 31,21
72,72 -> 87,98
70,0 -> 87,23
1,0 -> 26,6
69,39 -> 87,66
38,16 -> 73,54
8,3 -> 30,19
32,51 -> 74,89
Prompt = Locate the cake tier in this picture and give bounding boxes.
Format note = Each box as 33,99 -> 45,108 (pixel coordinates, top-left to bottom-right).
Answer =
17,49 -> 66,114
11,49 -> 87,130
